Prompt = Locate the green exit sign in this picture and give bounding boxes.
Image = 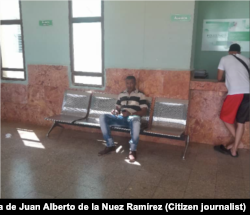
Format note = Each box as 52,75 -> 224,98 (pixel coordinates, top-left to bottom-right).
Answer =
171,15 -> 191,22
39,20 -> 53,26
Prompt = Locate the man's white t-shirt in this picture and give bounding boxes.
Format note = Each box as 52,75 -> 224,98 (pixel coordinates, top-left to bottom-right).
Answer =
218,54 -> 250,95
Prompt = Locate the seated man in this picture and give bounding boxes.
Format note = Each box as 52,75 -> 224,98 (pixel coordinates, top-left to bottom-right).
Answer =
99,76 -> 148,162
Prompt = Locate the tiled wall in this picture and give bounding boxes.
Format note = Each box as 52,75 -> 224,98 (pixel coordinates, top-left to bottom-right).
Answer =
105,68 -> 190,99
1,65 -> 191,146
189,81 -> 249,149
1,65 -> 249,148
1,66 -> 69,126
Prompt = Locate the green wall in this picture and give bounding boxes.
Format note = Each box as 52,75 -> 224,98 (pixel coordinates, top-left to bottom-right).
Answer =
193,1 -> 250,79
22,1 -> 70,66
105,1 -> 195,70
1,0 -> 71,85
190,1 -> 199,70
2,1 -> 196,88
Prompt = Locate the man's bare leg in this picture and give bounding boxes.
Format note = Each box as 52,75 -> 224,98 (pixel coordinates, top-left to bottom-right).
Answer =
223,121 -> 244,149
230,123 -> 245,156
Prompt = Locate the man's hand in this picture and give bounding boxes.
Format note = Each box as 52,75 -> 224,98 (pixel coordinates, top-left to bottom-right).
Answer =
122,110 -> 131,117
111,109 -> 119,115
133,108 -> 147,117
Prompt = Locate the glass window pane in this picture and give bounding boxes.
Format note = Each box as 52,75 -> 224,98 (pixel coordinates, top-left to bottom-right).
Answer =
3,71 -> 25,79
0,25 -> 24,69
72,0 -> 101,18
0,0 -> 20,20
73,23 -> 102,73
74,76 -> 102,85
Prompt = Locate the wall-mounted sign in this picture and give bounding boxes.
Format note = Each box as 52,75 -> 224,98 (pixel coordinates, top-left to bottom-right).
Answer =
39,20 -> 53,26
202,19 -> 250,52
171,15 -> 191,22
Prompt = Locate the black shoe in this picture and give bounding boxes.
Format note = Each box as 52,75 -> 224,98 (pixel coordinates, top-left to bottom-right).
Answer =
98,146 -> 116,156
129,151 -> 137,162
213,145 -> 230,155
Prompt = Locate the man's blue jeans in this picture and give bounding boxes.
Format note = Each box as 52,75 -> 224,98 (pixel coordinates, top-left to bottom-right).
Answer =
99,114 -> 141,151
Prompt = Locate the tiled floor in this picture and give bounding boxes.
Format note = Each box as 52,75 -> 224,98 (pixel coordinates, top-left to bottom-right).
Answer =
1,121 -> 249,199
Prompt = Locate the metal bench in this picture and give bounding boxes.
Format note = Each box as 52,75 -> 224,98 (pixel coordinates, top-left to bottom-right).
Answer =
74,93 -> 117,128
74,93 -> 152,132
45,91 -> 189,160
142,98 -> 189,160
45,90 -> 91,136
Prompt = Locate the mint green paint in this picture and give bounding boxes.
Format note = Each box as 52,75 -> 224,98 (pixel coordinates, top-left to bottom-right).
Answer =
1,0 -> 105,90
104,1 -> 144,69
21,1 -> 70,70
193,1 -> 250,79
190,1 -> 199,70
1,1 -> 71,85
171,14 -> 192,22
2,1 -> 195,89
39,20 -> 53,26
105,1 -> 195,70
143,1 -> 195,70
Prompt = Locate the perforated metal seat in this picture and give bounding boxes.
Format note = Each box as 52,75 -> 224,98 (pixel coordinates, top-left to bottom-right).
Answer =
75,93 -> 117,127
45,90 -> 91,136
143,98 -> 189,159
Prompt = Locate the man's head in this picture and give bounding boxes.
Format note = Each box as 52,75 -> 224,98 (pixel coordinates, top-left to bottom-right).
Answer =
125,76 -> 136,93
229,43 -> 241,55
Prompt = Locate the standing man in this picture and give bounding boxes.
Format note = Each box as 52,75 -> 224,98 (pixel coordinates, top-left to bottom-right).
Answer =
99,76 -> 148,162
214,44 -> 250,157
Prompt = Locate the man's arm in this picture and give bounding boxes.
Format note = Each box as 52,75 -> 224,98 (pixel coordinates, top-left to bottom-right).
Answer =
217,57 -> 225,82
217,69 -> 225,82
111,95 -> 121,115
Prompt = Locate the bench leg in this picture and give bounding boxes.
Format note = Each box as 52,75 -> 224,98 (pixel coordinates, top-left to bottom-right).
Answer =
57,123 -> 64,128
182,135 -> 189,160
46,122 -> 63,137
